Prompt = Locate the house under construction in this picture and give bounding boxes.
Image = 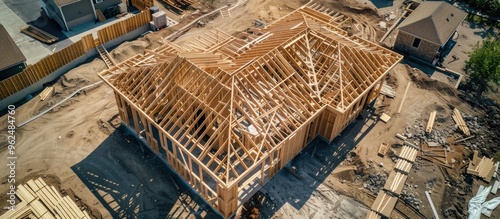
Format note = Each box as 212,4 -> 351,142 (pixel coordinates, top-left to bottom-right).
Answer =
99,6 -> 402,218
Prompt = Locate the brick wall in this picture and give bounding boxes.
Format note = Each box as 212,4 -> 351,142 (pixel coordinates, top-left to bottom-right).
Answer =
394,30 -> 440,63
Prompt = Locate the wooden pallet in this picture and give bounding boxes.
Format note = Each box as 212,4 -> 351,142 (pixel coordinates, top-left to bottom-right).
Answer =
378,142 -> 390,156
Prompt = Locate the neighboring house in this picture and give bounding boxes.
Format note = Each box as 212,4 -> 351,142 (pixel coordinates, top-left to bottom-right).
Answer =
0,24 -> 27,81
41,0 -> 122,31
394,1 -> 467,63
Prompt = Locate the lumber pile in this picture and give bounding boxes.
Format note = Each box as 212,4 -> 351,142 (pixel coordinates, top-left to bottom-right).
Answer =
0,178 -> 91,219
160,0 -> 194,13
452,108 -> 470,136
380,82 -> 396,98
367,144 -> 418,218
426,111 -> 436,134
39,86 -> 54,101
467,150 -> 497,183
20,25 -> 58,44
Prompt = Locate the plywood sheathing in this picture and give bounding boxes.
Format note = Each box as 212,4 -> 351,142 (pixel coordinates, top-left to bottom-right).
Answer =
99,6 -> 402,218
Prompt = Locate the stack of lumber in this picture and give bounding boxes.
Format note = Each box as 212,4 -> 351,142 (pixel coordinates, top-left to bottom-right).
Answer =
398,144 -> 419,162
39,86 -> 54,101
380,82 -> 396,98
370,192 -> 398,217
452,108 -> 470,136
384,171 -> 408,194
160,0 -> 194,13
467,150 -> 497,183
20,25 -> 58,44
366,144 -> 419,218
0,178 -> 91,219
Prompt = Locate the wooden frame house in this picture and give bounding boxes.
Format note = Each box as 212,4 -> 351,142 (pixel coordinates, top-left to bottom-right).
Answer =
99,6 -> 402,218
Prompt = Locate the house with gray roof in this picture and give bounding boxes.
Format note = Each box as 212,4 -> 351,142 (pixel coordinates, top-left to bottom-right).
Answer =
0,24 -> 27,81
41,0 -> 122,31
394,1 -> 467,63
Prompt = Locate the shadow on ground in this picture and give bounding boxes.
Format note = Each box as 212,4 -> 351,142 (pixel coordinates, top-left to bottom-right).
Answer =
71,126 -> 220,219
244,107 -> 379,217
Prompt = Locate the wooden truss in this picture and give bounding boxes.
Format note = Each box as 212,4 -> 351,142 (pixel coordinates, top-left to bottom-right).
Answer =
99,6 -> 402,218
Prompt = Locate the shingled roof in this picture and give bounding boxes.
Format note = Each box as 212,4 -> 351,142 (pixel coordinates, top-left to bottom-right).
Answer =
0,24 -> 26,71
398,1 -> 467,45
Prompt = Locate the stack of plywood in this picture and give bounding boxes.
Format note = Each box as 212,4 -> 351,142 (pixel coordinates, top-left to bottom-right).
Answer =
0,178 -> 91,219
467,150 -> 497,183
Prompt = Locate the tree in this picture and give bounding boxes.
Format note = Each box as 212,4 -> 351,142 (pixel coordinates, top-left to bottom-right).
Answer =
465,38 -> 500,96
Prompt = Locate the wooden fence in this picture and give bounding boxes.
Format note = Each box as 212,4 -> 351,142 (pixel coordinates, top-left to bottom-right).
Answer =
98,10 -> 151,44
0,11 -> 151,100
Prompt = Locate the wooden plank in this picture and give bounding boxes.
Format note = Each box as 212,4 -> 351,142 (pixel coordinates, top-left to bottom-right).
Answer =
426,111 -> 436,133
397,82 -> 411,114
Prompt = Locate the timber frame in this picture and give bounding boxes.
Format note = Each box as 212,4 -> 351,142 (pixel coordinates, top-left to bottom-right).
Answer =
99,6 -> 402,218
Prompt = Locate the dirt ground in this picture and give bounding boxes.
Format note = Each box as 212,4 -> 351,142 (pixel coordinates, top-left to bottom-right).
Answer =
1,0 -> 500,218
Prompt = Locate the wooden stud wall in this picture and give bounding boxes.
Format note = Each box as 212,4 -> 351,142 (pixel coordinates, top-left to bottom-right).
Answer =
98,10 -> 151,44
97,6 -> 403,218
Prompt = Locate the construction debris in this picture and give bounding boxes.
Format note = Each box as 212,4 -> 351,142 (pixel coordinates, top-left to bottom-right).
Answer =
39,86 -> 54,101
380,82 -> 396,98
468,186 -> 500,219
467,150 -> 497,183
452,108 -> 471,136
378,142 -> 390,157
425,191 -> 440,219
380,113 -> 391,123
426,111 -> 436,134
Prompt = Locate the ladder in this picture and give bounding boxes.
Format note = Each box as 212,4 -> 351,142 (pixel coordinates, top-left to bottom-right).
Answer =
95,39 -> 116,68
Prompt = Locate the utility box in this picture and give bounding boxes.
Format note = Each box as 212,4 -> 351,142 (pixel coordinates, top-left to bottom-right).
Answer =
150,6 -> 160,14
152,11 -> 167,30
